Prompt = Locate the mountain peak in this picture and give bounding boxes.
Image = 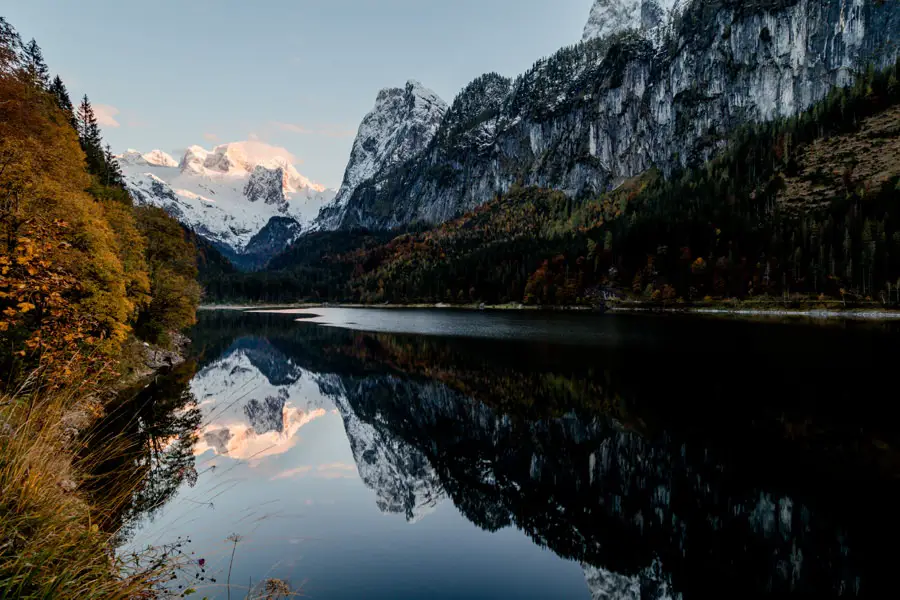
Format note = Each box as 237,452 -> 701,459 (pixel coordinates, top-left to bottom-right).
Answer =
375,80 -> 444,110
314,80 -> 448,230
173,141 -> 328,194
118,141 -> 337,262
143,149 -> 178,167
118,148 -> 178,168
582,0 -> 683,42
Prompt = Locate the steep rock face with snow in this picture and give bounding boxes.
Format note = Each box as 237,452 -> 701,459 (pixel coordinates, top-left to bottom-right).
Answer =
330,0 -> 900,230
582,0 -> 684,42
119,141 -> 336,269
315,80 -> 447,230
243,166 -> 288,206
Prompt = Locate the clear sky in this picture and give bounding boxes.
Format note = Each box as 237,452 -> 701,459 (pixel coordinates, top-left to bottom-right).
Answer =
4,0 -> 592,189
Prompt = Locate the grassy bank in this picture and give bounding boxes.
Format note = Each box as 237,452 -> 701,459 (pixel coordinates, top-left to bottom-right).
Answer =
0,380 -> 162,599
0,17 -> 207,598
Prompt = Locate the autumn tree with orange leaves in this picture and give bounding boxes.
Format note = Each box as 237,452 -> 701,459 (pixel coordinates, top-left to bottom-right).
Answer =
0,18 -> 199,390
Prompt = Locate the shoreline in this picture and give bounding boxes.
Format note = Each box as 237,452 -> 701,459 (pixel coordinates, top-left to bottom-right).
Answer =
200,302 -> 900,321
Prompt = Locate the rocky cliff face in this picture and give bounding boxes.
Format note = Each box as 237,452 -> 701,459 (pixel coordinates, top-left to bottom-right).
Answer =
316,374 -> 445,522
315,80 -> 447,230
582,0 -> 685,43
330,0 -> 900,230
243,165 -> 288,207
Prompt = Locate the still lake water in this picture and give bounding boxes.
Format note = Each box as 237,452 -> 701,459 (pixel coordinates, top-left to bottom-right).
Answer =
116,308 -> 900,598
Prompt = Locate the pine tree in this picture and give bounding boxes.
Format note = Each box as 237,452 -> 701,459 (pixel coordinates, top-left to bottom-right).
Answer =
0,16 -> 23,73
22,38 -> 49,89
49,75 -> 77,128
77,95 -> 105,176
104,144 -> 123,187
889,72 -> 900,100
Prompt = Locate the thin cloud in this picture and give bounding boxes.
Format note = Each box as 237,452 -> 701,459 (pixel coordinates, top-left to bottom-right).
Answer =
203,132 -> 219,142
317,463 -> 356,472
247,132 -> 260,141
94,104 -> 120,128
270,462 -> 357,481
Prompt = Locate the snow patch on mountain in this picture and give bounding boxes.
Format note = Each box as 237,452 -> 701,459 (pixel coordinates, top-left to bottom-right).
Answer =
583,560 -> 680,600
582,0 -> 685,43
119,148 -> 179,168
119,141 -> 336,258
314,80 -> 447,230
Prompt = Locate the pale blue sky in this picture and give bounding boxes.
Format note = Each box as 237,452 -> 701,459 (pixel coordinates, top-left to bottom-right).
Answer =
5,0 -> 591,188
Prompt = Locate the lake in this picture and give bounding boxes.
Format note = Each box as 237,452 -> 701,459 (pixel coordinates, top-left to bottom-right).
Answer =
113,308 -> 900,599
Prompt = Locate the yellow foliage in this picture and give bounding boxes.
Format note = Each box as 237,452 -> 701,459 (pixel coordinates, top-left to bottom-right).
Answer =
0,69 -> 197,386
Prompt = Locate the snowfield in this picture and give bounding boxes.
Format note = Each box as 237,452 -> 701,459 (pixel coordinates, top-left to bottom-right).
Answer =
119,143 -> 336,258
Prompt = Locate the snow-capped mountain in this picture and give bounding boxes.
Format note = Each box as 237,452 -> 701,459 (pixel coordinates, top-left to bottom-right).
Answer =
119,141 -> 336,268
314,80 -> 447,230
187,335 -> 445,522
321,0 -> 899,230
120,148 -> 180,167
582,0 -> 684,43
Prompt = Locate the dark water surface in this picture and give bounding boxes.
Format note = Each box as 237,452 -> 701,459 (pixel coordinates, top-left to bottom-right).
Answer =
116,309 -> 900,598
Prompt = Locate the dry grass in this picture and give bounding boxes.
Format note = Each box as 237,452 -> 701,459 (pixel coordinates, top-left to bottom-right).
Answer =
0,380 -> 169,599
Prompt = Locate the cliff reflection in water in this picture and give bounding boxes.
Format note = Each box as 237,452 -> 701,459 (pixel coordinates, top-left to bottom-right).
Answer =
150,311 -> 900,597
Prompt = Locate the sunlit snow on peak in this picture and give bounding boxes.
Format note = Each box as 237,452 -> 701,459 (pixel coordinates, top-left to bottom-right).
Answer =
117,140 -> 337,254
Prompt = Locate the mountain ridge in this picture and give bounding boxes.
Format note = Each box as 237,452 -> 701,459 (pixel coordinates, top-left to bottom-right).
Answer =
118,141 -> 336,269
320,0 -> 899,231
314,79 -> 448,230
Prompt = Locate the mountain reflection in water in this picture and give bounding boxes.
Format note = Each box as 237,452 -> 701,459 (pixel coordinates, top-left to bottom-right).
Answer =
117,309 -> 900,599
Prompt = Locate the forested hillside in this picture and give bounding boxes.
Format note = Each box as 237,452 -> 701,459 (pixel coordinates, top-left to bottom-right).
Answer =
212,61 -> 900,308
0,16 -> 203,597
0,17 -> 203,386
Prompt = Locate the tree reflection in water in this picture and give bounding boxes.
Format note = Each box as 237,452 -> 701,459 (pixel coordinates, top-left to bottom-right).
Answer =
79,360 -> 201,541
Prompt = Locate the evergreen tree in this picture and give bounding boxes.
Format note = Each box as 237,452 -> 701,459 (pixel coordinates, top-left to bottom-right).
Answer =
104,144 -> 123,187
0,16 -> 22,73
76,95 -> 105,175
49,75 -> 77,128
22,38 -> 49,89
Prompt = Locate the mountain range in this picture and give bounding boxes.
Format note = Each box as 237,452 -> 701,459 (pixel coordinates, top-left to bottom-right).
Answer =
315,0 -> 898,230
119,0 -> 900,270
118,142 -> 335,269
